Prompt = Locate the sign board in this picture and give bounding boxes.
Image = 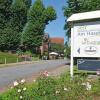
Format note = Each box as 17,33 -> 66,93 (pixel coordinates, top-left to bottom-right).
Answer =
77,59 -> 100,71
68,11 -> 100,77
72,21 -> 100,57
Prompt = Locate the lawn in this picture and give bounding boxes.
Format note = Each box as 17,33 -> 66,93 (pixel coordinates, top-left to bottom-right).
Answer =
0,52 -> 23,64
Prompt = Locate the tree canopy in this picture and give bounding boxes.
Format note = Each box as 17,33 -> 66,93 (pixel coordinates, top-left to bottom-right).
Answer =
0,0 -> 31,51
64,0 -> 100,38
22,0 -> 56,51
0,0 -> 56,53
50,43 -> 64,54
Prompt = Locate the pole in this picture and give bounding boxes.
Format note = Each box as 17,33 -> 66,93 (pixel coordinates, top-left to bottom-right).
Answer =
70,26 -> 74,78
47,41 -> 49,60
5,57 -> 6,64
70,53 -> 74,78
42,39 -> 44,60
17,58 -> 18,63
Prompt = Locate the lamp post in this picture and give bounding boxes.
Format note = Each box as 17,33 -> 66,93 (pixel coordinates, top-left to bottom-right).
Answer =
43,33 -> 50,60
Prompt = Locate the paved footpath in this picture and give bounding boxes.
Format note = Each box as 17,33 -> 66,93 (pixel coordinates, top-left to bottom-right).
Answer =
0,59 -> 69,89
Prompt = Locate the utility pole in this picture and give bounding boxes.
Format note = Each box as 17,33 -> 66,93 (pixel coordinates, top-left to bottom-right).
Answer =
43,33 -> 50,60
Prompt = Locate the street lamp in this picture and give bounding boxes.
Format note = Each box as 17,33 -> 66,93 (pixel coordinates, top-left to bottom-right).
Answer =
43,33 -> 50,60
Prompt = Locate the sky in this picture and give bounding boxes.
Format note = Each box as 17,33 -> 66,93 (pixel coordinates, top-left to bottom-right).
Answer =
32,0 -> 67,42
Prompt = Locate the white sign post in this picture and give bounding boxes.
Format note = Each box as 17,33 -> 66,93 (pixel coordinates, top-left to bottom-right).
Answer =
67,10 -> 100,78
70,26 -> 74,78
73,21 -> 100,58
68,19 -> 100,78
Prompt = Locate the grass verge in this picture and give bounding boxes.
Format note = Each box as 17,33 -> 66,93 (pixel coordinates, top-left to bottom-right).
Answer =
0,69 -> 100,100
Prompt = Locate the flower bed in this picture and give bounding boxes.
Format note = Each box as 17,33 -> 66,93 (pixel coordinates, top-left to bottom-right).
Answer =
0,72 -> 100,100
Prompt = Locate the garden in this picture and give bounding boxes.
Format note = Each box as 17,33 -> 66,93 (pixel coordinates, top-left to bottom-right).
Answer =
0,70 -> 100,100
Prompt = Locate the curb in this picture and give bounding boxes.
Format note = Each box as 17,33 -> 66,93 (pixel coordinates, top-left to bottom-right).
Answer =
0,61 -> 40,68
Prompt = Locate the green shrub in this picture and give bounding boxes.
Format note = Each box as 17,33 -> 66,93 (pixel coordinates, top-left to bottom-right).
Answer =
0,73 -> 100,100
92,79 -> 100,96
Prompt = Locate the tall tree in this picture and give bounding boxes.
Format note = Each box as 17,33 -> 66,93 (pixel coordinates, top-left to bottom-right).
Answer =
7,0 -> 31,50
23,0 -> 31,9
0,0 -> 31,51
50,43 -> 64,54
22,0 -> 56,52
64,0 -> 100,38
63,0 -> 100,58
0,0 -> 12,51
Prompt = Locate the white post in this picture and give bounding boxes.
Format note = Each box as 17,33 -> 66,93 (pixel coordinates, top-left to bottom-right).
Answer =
25,57 -> 26,61
70,25 -> 74,78
70,54 -> 74,78
17,58 -> 18,63
5,57 -> 7,64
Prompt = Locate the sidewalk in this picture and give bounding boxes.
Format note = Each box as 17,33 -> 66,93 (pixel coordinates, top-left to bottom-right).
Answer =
0,60 -> 40,68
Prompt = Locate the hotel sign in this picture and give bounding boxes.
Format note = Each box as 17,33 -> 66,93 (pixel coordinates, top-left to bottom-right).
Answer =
72,21 -> 100,57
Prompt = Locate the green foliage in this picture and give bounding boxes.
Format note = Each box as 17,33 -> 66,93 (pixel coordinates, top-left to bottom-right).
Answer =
23,0 -> 31,9
64,45 -> 70,58
0,0 -> 12,50
0,52 -> 23,64
2,74 -> 100,100
0,0 -> 56,52
0,74 -> 92,100
92,80 -> 100,96
50,43 -> 64,53
0,0 -> 31,51
22,0 -> 56,51
16,49 -> 23,55
0,0 -> 12,11
64,0 -> 100,38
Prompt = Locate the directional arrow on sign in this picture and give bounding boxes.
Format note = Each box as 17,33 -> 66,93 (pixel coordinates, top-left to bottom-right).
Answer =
77,48 -> 80,54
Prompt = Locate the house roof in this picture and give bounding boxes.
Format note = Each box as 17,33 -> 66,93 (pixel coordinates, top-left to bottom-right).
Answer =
50,38 -> 64,45
67,10 -> 100,22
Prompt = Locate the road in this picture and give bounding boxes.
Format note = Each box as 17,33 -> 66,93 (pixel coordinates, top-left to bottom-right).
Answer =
0,59 -> 69,88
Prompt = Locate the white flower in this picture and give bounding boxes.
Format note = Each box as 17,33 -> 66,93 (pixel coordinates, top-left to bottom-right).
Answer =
21,79 -> 25,83
64,87 -> 68,91
56,90 -> 60,94
20,96 -> 23,99
13,81 -> 19,86
45,73 -> 49,76
23,87 -> 26,91
11,87 -> 13,89
82,82 -> 92,91
43,71 -> 49,77
96,70 -> 100,75
18,89 -> 21,93
82,83 -> 86,86
86,82 -> 91,90
33,80 -> 36,82
86,84 -> 91,90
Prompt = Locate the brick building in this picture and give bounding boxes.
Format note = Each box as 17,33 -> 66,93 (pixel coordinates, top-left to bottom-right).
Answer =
40,37 -> 64,54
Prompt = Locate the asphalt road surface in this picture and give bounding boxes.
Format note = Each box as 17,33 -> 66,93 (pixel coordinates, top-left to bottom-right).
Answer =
0,59 -> 69,88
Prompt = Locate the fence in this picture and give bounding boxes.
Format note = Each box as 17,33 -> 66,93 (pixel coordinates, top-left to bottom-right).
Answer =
0,57 -> 24,64
0,56 -> 35,64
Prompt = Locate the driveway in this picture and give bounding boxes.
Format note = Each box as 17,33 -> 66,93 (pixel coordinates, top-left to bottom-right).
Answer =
0,59 -> 69,88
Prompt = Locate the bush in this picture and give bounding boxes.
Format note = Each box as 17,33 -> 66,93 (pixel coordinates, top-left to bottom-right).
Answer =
92,79 -> 100,96
0,73 -> 100,100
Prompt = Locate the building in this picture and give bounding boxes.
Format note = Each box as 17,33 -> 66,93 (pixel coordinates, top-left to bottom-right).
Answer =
50,38 -> 64,45
40,37 -> 64,59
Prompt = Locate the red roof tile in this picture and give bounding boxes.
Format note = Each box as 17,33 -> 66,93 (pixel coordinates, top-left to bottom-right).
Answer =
50,38 -> 64,45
